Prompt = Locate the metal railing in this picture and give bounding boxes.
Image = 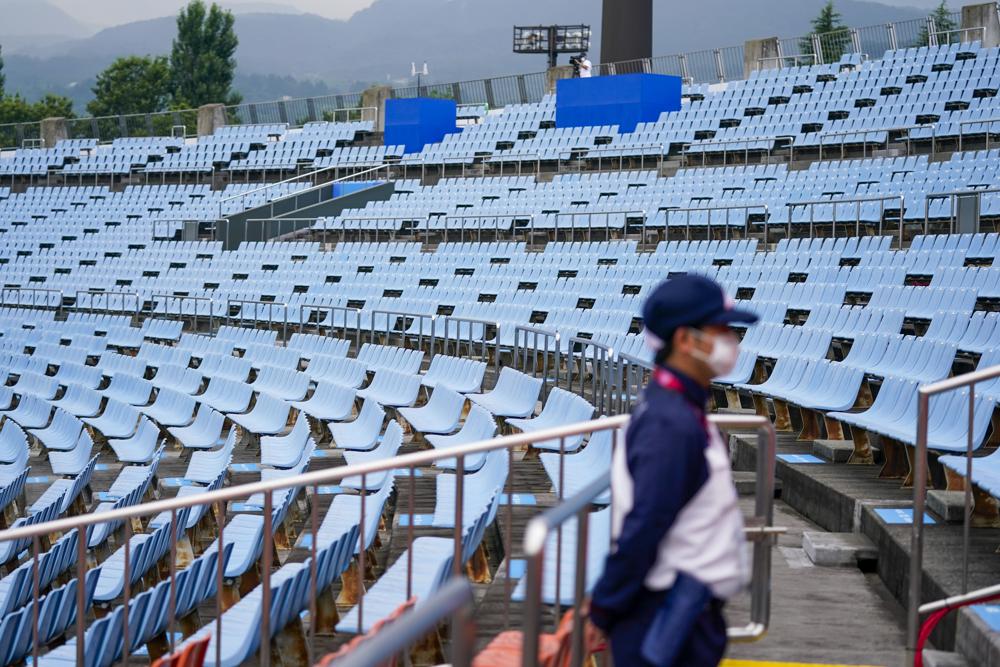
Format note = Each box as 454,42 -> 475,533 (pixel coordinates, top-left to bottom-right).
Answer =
216,163 -> 390,221
441,315 -> 499,373
151,293 -> 216,332
784,194 -> 906,245
318,214 -> 424,244
566,337 -> 614,416
684,135 -> 796,166
0,10 -> 971,151
521,413 -> 779,667
557,144 -> 665,173
817,123 -> 937,159
513,325 -> 562,401
756,53 -> 817,70
958,117 -> 1000,152
929,25 -> 986,47
550,209 -> 645,242
322,578 -> 475,667
915,582 -> 1000,667
0,287 -> 64,314
370,309 -> 437,351
74,290 -> 141,321
662,203 -> 769,242
907,363 -> 1000,651
0,415 -> 620,666
922,187 -> 1000,234
225,298 -> 289,338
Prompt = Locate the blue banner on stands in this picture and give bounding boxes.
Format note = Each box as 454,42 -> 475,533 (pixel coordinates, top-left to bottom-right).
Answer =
556,73 -> 682,133
332,181 -> 382,198
385,98 -> 458,153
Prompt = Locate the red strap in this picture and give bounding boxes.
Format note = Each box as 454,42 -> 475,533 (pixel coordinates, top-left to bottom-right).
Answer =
652,368 -> 709,431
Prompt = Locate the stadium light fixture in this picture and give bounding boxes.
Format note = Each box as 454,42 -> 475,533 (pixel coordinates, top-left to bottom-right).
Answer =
513,24 -> 591,69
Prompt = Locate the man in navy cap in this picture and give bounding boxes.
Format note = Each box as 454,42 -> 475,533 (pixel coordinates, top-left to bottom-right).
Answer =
587,274 -> 758,667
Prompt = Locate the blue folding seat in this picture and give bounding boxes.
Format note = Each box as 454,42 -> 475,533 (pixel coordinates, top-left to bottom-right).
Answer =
83,398 -> 140,440
509,387 -> 595,452
329,399 -> 385,451
466,367 -> 542,419
28,408 -> 84,451
341,420 -> 404,491
197,378 -> 253,414
356,369 -> 422,407
540,429 -> 613,504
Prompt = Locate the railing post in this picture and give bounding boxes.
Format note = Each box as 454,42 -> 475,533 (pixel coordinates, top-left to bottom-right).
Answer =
908,390 -> 930,650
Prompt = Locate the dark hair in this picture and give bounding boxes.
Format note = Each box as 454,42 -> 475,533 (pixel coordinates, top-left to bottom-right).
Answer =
653,332 -> 674,366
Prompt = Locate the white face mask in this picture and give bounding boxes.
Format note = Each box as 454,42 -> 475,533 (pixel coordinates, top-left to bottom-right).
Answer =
689,329 -> 740,377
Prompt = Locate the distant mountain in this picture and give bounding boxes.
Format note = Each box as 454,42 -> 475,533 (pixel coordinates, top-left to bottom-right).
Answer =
2,0 -> 933,108
0,0 -> 97,53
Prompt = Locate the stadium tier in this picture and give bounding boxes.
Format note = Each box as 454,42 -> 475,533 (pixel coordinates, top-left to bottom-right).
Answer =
1,34 -> 1000,667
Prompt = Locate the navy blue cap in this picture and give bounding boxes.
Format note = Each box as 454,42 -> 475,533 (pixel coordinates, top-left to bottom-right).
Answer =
642,274 -> 758,342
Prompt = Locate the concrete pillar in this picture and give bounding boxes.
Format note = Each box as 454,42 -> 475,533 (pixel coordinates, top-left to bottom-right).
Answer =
196,103 -> 227,137
744,37 -> 781,79
361,85 -> 392,134
962,3 -> 1000,48
40,117 -> 68,148
546,65 -> 575,95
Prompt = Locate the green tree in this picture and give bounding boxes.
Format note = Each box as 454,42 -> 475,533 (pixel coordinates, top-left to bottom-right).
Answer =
170,0 -> 241,108
87,56 -> 172,117
799,1 -> 848,65
0,45 -> 6,98
917,2 -> 958,46
0,93 -> 74,125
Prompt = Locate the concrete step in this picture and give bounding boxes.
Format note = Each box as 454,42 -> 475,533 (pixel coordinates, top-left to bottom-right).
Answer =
732,471 -> 782,497
813,439 -> 854,463
927,490 -> 969,523
802,531 -> 877,566
923,650 -> 970,667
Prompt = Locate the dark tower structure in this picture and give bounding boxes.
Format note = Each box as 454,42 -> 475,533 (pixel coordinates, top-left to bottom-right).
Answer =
601,0 -> 652,64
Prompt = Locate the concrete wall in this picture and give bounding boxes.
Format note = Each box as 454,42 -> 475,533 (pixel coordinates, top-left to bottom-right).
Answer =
197,103 -> 227,137
744,37 -> 781,79
40,117 -> 68,148
962,2 -> 1000,48
362,85 -> 392,134
546,66 -> 575,95
219,181 -> 395,250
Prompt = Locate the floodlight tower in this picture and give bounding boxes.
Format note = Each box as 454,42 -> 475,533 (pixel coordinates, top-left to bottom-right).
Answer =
512,25 -> 591,69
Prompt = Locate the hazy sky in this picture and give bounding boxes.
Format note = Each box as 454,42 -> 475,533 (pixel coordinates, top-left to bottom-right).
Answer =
48,0 -> 943,30
48,0 -> 378,28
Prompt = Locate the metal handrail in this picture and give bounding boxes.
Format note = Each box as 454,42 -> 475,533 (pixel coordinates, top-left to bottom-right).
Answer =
756,53 -> 817,69
685,134 -> 796,165
908,363 -> 1000,650
958,116 -> 1000,151
0,413 -> 623,666
923,186 -> 1000,234
929,25 -> 986,47
323,578 -> 475,667
522,413 -> 779,667
216,163 -> 389,219
818,123 -> 937,158
785,194 -> 905,245
551,209 -> 646,243
662,203 -> 769,242
920,582 -> 1000,615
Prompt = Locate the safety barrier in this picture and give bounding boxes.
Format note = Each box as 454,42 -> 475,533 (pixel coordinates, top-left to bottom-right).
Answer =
513,325 -> 562,401
907,363 -> 1000,651
922,187 -> 1000,234
522,413 -> 778,667
784,194 -> 906,246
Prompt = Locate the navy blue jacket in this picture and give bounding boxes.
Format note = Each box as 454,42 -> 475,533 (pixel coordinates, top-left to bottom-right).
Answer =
589,365 -> 711,632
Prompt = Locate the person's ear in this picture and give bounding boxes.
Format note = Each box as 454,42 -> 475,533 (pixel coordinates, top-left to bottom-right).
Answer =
671,327 -> 691,354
